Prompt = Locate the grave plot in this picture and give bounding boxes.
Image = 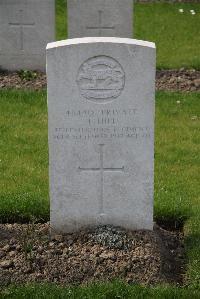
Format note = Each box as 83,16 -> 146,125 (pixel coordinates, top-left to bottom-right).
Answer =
0,223 -> 184,286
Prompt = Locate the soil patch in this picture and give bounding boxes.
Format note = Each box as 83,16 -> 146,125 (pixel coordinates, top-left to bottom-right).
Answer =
0,69 -> 199,92
0,223 -> 185,287
0,71 -> 46,91
156,69 -> 200,92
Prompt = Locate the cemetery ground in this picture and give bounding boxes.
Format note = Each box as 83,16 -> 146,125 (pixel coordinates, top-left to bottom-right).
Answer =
0,90 -> 199,297
0,1 -> 200,298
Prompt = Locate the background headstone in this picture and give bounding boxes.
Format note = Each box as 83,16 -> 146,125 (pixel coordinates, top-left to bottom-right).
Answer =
0,0 -> 55,71
68,0 -> 133,38
47,37 -> 156,234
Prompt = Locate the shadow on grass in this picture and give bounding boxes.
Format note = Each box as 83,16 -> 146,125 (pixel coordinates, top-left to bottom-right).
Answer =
155,215 -> 188,231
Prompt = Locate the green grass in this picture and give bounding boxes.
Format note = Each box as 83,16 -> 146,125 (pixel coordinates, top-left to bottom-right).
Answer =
56,0 -> 67,41
154,92 -> 200,225
0,90 -> 200,291
154,92 -> 200,288
1,281 -> 199,299
0,90 -> 49,223
135,3 -> 200,69
55,1 -> 200,69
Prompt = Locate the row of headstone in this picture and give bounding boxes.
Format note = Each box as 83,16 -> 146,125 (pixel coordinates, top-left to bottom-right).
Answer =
0,0 -> 133,71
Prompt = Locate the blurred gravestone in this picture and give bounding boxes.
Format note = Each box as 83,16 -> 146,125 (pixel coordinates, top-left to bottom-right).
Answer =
0,0 -> 55,71
68,0 -> 133,38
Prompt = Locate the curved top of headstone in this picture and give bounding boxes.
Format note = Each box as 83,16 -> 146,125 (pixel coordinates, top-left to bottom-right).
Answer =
46,37 -> 155,50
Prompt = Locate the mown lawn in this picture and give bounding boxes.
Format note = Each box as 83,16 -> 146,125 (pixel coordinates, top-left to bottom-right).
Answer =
56,0 -> 200,69
1,281 -> 199,299
135,3 -> 200,69
0,90 -> 49,223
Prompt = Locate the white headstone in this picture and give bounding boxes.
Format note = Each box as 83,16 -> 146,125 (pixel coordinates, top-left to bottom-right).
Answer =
47,37 -> 156,234
0,0 -> 55,71
67,0 -> 133,38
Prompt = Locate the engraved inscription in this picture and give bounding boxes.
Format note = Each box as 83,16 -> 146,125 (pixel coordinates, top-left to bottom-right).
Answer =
78,144 -> 124,215
77,56 -> 125,102
86,10 -> 115,36
54,126 -> 152,141
9,9 -> 35,51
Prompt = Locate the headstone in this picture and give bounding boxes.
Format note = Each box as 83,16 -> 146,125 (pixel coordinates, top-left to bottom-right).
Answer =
67,0 -> 133,38
0,0 -> 55,71
47,37 -> 156,234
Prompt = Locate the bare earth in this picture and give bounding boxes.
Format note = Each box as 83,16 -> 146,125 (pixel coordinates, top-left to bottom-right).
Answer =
0,223 -> 185,287
0,69 -> 199,92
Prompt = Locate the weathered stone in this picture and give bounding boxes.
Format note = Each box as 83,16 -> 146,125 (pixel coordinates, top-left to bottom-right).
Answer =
194,79 -> 200,87
0,260 -> 14,269
53,234 -> 63,242
0,0 -> 55,71
47,37 -> 156,233
0,251 -> 6,259
2,244 -> 10,252
8,251 -> 16,258
37,246 -> 44,254
68,0 -> 133,38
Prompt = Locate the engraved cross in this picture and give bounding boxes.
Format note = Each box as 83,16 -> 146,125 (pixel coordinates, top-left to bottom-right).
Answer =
86,10 -> 115,36
79,144 -> 124,215
9,9 -> 35,51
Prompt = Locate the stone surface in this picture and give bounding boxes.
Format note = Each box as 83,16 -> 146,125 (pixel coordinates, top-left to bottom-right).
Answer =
47,37 -> 156,233
0,260 -> 14,269
68,0 -> 133,38
0,0 -> 55,71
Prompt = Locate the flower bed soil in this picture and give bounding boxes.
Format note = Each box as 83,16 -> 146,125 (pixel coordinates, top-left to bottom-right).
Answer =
0,223 -> 185,287
0,69 -> 199,92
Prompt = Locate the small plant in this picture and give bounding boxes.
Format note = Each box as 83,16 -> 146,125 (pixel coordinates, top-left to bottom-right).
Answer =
18,70 -> 38,81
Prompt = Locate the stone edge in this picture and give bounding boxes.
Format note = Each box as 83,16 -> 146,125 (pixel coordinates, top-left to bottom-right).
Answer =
46,37 -> 156,50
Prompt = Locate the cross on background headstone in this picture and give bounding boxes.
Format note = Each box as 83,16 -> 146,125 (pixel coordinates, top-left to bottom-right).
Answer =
0,0 -> 55,71
86,10 -> 115,36
79,144 -> 124,215
67,0 -> 133,38
9,9 -> 35,50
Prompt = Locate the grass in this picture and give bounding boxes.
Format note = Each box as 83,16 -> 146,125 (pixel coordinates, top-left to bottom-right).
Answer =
0,90 -> 199,292
0,90 -> 49,223
56,0 -> 67,41
1,281 -> 200,299
135,3 -> 200,69
154,92 -> 200,226
55,1 -> 200,69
